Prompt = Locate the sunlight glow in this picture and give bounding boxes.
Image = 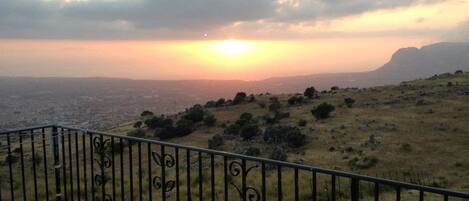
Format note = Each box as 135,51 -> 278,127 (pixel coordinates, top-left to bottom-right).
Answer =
214,39 -> 250,56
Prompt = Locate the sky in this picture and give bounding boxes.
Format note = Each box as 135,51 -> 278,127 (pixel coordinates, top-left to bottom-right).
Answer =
1,0 -> 469,80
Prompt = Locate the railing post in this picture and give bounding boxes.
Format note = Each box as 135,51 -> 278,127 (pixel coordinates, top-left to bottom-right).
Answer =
52,126 -> 62,201
351,178 -> 359,201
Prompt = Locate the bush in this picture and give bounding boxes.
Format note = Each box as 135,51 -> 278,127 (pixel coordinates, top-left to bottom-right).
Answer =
298,119 -> 307,127
224,123 -> 241,135
247,94 -> 256,102
208,134 -> 224,149
268,98 -> 281,112
264,125 -> 306,147
274,111 -> 290,120
304,87 -> 318,98
127,129 -> 146,138
216,98 -> 226,107
243,147 -> 261,156
174,119 -> 194,136
240,124 -> 261,140
140,110 -> 154,117
145,116 -> 173,129
344,98 -> 355,108
133,121 -> 142,128
258,102 -> 266,108
205,100 -> 217,108
269,147 -> 287,161
288,96 -> 304,105
331,86 -> 339,91
455,70 -> 464,75
183,104 -> 205,122
311,103 -> 335,120
233,92 -> 247,105
203,114 -> 217,126
237,112 -> 253,126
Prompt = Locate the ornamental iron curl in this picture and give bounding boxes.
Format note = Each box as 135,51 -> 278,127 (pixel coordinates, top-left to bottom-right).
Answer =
152,176 -> 176,192
228,160 -> 261,201
92,136 -> 113,201
151,151 -> 175,168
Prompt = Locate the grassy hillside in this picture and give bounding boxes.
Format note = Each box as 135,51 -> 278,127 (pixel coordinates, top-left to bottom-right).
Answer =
111,71 -> 469,191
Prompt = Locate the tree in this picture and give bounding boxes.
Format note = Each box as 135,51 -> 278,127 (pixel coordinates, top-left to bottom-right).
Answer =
311,102 -> 335,120
331,86 -> 339,91
205,100 -> 217,108
140,110 -> 154,117
240,124 -> 261,140
183,104 -> 205,122
204,114 -> 217,126
216,98 -> 226,107
233,92 -> 247,105
304,87 -> 318,98
145,116 -> 173,129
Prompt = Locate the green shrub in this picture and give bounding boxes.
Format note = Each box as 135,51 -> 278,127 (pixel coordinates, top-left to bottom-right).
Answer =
264,125 -> 306,147
233,92 -> 247,105
344,97 -> 355,108
144,116 -> 173,129
216,98 -> 226,107
224,123 -> 241,135
304,86 -> 318,98
208,134 -> 224,149
269,147 -> 287,161
288,95 -> 304,105
183,104 -> 205,122
311,102 -> 335,119
240,124 -> 261,140
133,121 -> 142,128
348,156 -> 378,170
204,114 -> 217,126
268,98 -> 281,112
140,110 -> 154,117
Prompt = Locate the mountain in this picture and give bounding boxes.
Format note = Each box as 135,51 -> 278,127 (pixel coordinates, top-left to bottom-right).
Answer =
254,42 -> 469,93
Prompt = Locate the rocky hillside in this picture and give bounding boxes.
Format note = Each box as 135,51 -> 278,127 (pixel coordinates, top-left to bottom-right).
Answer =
111,71 -> 469,191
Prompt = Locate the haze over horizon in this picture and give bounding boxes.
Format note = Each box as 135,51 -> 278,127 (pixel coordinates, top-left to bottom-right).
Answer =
1,0 -> 469,80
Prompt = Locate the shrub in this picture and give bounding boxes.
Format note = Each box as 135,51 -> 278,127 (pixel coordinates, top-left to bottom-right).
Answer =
224,123 -> 241,135
140,110 -> 154,117
243,147 -> 261,156
288,95 -> 304,105
203,114 -> 217,126
205,100 -> 217,108
240,124 -> 261,140
311,103 -> 335,120
304,87 -> 318,98
237,112 -> 253,126
127,129 -> 146,138
344,98 -> 355,108
269,147 -> 287,161
208,134 -> 224,149
258,102 -> 266,108
233,92 -> 247,105
331,86 -> 339,91
264,125 -> 306,147
455,70 -> 464,75
145,116 -> 173,129
183,104 -> 205,122
298,119 -> 307,127
247,94 -> 256,102
133,121 -> 143,128
268,98 -> 281,112
216,98 -> 226,107
174,119 -> 194,136
274,111 -> 290,120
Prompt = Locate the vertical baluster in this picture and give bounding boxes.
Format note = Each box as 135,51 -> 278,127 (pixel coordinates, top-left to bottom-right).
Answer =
19,131 -> 27,201
419,191 -> 424,201
120,138 -> 124,201
331,175 -> 336,201
90,133 -> 94,201
312,171 -> 317,201
242,159 -> 246,201
374,183 -> 379,201
7,133 -> 15,201
186,150 -> 191,201
63,129 -> 68,201
396,187 -> 401,201
129,141 -> 134,201
52,126 -> 62,201
100,135 -> 105,201
210,154 -> 215,201
176,147 -> 180,201
148,143 -> 152,201
161,145 -> 166,201
198,152 -> 203,201
224,156 -> 228,201
261,162 -> 266,201
31,130 -> 39,201
277,166 -> 282,201
42,128 -> 50,201
294,168 -> 299,201
111,137 -> 115,201
69,131 -> 75,201
138,142 -> 143,201
444,194 -> 448,201
75,132 -> 81,201
82,134 -> 88,201
351,178 -> 359,201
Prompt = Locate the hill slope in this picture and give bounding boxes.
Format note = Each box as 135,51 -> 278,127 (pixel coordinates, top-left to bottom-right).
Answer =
112,72 -> 469,191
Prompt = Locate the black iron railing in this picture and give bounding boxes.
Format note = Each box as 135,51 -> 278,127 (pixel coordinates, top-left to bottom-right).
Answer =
0,125 -> 468,201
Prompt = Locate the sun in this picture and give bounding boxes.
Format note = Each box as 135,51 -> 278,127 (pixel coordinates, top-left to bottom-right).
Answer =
214,39 -> 250,56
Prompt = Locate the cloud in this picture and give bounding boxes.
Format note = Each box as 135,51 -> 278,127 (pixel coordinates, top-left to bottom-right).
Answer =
0,0 -> 445,39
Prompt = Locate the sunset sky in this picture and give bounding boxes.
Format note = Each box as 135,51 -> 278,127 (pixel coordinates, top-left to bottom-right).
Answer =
1,0 -> 469,80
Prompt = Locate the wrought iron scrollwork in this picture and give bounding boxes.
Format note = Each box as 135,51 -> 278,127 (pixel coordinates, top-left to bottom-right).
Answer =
93,136 -> 113,201
151,150 -> 176,195
229,160 -> 261,201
